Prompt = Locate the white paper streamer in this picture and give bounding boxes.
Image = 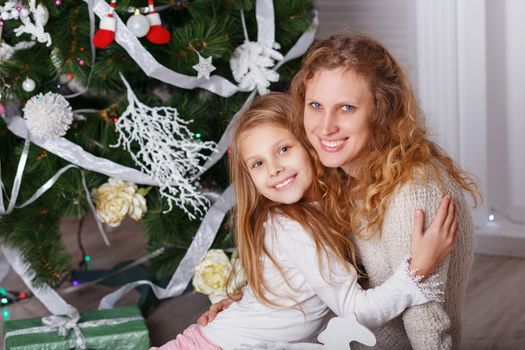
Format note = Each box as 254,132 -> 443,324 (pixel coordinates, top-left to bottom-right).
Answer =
256,0 -> 275,46
1,245 -> 77,316
195,11 -> 319,177
99,184 -> 234,309
4,110 -> 158,186
86,0 -> 316,98
0,121 -> 109,244
0,253 -> 10,285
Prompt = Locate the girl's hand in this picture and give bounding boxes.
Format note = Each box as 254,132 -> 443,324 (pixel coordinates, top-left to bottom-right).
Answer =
196,292 -> 243,326
409,195 -> 458,279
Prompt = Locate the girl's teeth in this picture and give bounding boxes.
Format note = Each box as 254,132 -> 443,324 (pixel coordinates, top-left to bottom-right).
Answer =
275,177 -> 293,189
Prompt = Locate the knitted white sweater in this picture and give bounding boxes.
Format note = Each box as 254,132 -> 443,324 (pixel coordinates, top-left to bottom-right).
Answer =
352,176 -> 474,350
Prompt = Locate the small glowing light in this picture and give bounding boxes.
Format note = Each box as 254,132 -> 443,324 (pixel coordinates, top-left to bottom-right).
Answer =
488,214 -> 495,222
0,288 -> 7,296
55,0 -> 62,5
66,73 -> 74,80
195,133 -> 201,139
72,280 -> 79,287
113,117 -> 119,123
19,293 -> 27,299
79,60 -> 84,66
57,83 -> 62,89
227,148 -> 232,155
1,298 -> 8,304
79,47 -> 85,52
84,255 -> 91,262
3,308 -> 9,320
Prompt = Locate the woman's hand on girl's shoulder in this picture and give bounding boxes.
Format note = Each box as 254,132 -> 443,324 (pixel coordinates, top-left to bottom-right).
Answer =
196,292 -> 243,326
409,194 -> 458,278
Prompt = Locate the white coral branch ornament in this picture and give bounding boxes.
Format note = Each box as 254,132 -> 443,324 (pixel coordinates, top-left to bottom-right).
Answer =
112,75 -> 217,219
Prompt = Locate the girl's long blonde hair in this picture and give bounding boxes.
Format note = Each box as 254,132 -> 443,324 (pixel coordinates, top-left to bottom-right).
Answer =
290,33 -> 481,236
229,92 -> 357,307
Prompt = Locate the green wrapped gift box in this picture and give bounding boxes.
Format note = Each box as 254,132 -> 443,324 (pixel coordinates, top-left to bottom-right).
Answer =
3,306 -> 150,350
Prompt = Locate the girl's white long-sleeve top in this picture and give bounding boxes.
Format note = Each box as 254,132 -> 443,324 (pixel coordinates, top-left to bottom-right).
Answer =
201,215 -> 441,350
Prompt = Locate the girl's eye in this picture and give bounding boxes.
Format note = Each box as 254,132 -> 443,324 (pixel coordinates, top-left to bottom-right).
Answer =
309,102 -> 322,110
279,146 -> 289,154
252,160 -> 263,168
341,104 -> 355,111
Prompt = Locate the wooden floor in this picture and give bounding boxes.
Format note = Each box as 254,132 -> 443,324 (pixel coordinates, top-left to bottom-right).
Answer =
1,215 -> 524,349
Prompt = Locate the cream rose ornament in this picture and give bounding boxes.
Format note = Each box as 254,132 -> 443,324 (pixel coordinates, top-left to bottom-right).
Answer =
91,178 -> 148,227
192,249 -> 245,303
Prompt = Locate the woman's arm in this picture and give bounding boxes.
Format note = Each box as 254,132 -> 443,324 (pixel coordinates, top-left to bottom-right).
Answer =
196,293 -> 243,326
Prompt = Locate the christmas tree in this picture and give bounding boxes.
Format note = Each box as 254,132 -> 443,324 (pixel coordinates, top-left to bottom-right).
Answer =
0,0 -> 315,311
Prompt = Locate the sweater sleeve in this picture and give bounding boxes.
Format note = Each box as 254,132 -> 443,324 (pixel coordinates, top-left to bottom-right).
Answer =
379,181 -> 453,350
269,216 -> 442,330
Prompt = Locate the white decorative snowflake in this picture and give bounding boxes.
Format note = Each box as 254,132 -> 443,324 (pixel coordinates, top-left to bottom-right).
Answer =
13,0 -> 51,47
112,76 -> 217,219
1,0 -> 51,47
230,40 -> 283,95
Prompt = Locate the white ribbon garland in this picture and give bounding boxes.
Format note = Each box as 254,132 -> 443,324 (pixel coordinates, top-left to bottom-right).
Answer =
0,124 -> 110,245
99,184 -> 234,309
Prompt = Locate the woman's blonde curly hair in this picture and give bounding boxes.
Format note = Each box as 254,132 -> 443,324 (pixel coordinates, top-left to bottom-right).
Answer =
290,33 -> 480,236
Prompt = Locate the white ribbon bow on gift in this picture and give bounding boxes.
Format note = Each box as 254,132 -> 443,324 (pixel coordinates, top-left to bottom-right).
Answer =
41,312 -> 87,350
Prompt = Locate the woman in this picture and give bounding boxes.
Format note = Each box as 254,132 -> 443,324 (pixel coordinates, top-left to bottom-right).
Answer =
288,34 -> 479,349
199,34 -> 479,350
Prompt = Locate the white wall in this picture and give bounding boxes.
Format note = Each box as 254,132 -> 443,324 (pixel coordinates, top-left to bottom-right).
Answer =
504,0 -> 525,212
315,0 -> 415,78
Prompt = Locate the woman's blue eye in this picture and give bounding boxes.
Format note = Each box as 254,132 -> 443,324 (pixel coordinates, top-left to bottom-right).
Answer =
341,104 -> 355,111
253,161 -> 263,168
280,146 -> 289,154
309,102 -> 321,110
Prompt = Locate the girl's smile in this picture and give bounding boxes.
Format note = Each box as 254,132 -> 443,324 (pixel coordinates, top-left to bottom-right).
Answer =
240,124 -> 314,204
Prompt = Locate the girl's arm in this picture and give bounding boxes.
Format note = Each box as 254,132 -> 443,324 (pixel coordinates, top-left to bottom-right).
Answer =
273,196 -> 456,329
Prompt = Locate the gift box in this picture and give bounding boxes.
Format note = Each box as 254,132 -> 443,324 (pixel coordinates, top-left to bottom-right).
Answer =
3,306 -> 150,350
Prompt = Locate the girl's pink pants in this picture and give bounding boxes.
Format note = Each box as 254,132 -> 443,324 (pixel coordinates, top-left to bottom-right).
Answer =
149,324 -> 220,350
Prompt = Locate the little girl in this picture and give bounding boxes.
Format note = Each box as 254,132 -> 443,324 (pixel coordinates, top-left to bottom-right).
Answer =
152,92 -> 457,350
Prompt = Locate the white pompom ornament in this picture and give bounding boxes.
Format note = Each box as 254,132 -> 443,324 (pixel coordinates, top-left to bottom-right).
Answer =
22,77 -> 36,92
23,92 -> 73,139
126,9 -> 150,38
